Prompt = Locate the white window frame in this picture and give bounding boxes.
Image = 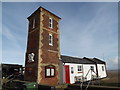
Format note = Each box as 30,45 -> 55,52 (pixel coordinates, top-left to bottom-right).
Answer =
51,69 -> 55,76
49,18 -> 53,28
46,68 -> 50,76
78,65 -> 82,72
49,34 -> 53,46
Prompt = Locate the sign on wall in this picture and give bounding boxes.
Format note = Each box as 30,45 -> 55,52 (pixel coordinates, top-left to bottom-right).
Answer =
28,53 -> 35,62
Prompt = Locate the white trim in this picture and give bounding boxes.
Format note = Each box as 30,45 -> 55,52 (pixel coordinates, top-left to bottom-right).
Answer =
51,69 -> 55,76
48,50 -> 58,53
46,69 -> 50,76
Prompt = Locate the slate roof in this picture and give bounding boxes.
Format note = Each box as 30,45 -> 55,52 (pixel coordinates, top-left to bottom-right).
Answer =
90,58 -> 106,64
2,63 -> 22,68
61,55 -> 105,64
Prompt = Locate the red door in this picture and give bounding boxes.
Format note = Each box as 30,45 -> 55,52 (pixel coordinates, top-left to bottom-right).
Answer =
64,65 -> 70,84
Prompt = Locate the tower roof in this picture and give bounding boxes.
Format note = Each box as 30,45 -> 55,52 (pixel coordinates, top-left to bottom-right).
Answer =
27,6 -> 61,20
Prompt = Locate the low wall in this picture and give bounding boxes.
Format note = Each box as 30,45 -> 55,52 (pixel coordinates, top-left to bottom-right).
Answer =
65,84 -> 120,90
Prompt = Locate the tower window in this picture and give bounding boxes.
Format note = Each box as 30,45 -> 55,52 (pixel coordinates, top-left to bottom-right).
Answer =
49,18 -> 53,28
49,34 -> 53,46
32,18 -> 35,29
78,65 -> 82,72
45,65 -> 55,78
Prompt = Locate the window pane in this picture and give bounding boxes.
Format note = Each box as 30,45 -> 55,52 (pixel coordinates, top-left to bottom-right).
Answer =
49,34 -> 53,45
32,18 -> 35,28
50,23 -> 52,27
46,69 -> 50,76
51,69 -> 54,76
49,18 -> 52,23
49,18 -> 53,28
71,67 -> 74,74
102,66 -> 104,71
78,66 -> 82,71
91,66 -> 94,71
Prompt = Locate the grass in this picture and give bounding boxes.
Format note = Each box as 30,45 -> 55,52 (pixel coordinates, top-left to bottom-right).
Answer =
99,70 -> 119,87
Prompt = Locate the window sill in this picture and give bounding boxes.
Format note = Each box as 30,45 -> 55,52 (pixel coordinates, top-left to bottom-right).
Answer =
49,44 -> 53,46
49,27 -> 53,29
78,72 -> 83,73
32,27 -> 35,29
45,76 -> 55,78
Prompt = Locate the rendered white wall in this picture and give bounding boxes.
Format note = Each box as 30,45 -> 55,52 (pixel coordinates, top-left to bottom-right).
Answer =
65,63 -> 83,83
97,64 -> 107,78
64,63 -> 107,84
83,64 -> 97,81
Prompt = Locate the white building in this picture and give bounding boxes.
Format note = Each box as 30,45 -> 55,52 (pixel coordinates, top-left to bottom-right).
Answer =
61,55 -> 107,84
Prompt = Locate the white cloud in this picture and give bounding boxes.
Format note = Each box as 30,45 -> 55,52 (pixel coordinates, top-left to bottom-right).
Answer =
60,3 -> 118,70
106,56 -> 118,70
1,2 -> 117,70
2,25 -> 23,49
2,25 -> 26,65
2,50 -> 25,65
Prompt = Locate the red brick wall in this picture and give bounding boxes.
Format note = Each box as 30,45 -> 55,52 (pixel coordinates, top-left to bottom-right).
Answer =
41,29 -> 58,51
39,13 -> 60,85
40,66 -> 59,85
25,8 -> 60,85
42,14 -> 58,33
24,65 -> 37,82
24,10 -> 40,82
28,11 -> 40,32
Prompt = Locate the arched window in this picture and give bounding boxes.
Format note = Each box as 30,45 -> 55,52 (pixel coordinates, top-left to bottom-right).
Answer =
45,65 -> 55,78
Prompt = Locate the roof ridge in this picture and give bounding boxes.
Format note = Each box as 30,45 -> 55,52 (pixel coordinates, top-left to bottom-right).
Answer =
61,55 -> 82,59
61,55 -> 105,64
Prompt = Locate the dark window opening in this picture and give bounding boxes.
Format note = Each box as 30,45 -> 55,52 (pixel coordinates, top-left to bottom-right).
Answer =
102,66 -> 104,71
78,65 -> 82,72
49,34 -> 53,46
71,67 -> 74,74
90,66 -> 94,71
49,18 -> 53,28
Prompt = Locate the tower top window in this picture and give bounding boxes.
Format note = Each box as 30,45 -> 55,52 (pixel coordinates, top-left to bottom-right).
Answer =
49,18 -> 53,28
32,18 -> 35,29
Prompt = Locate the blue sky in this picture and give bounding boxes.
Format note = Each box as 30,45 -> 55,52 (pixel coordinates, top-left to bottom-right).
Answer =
1,2 -> 118,70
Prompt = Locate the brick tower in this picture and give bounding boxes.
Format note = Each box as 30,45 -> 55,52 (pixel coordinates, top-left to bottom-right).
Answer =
24,7 -> 61,86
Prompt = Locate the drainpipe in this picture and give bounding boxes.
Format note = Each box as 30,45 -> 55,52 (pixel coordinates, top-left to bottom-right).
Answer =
95,63 -> 99,77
